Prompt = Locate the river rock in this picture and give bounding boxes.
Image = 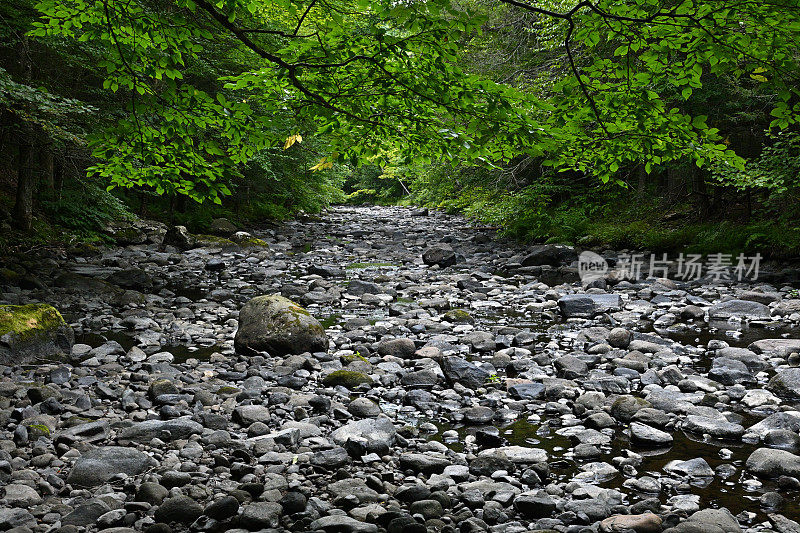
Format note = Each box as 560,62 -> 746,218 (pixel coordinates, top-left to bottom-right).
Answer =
67,447 -> 156,487
663,508 -> 741,533
767,368 -> 800,400
521,244 -> 577,266
0,303 -> 74,364
746,448 -> 800,478
441,356 -> 490,389
600,513 -> 662,533
708,300 -> 770,320
422,244 -> 456,267
558,294 -> 623,318
234,295 -> 328,356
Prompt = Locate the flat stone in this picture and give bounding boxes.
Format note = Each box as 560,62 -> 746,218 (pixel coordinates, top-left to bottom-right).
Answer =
309,515 -> 378,533
67,447 -> 156,487
478,446 -> 547,464
746,448 -> 800,478
119,418 -> 203,442
708,299 -> 770,320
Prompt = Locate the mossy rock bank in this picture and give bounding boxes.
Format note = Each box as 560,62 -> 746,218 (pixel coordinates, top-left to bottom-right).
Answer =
234,295 -> 327,356
0,304 -> 74,365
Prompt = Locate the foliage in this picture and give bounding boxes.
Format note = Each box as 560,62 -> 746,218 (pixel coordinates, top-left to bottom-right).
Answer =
31,0 -> 800,204
712,131 -> 800,199
40,180 -> 133,236
0,67 -> 94,143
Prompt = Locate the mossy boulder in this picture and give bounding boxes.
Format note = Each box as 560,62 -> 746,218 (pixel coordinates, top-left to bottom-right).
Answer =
194,234 -> 238,248
231,232 -> 269,248
443,309 -> 474,324
0,304 -> 74,365
234,295 -> 328,356
322,370 -> 373,389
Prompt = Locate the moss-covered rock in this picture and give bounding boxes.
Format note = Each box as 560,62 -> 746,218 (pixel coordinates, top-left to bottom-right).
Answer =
234,295 -> 328,356
443,309 -> 474,324
237,237 -> 269,248
0,304 -> 74,365
231,231 -> 269,248
322,370 -> 373,389
341,352 -> 369,365
194,234 -> 237,248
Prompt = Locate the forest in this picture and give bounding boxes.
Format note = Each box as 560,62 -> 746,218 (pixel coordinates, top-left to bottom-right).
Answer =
5,3 -> 800,533
1,0 -> 800,255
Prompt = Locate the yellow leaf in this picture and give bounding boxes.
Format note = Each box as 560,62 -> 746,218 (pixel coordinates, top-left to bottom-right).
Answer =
310,157 -> 333,172
283,134 -> 303,150
750,74 -> 768,82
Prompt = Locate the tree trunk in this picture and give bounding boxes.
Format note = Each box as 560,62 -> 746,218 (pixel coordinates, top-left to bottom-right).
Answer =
13,36 -> 35,232
41,146 -> 54,191
691,166 -> 710,216
53,155 -> 64,198
637,164 -> 648,196
14,130 -> 35,231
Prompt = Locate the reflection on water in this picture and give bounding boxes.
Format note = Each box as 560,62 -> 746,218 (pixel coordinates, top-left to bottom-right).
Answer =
406,412 -> 800,523
76,331 -> 220,363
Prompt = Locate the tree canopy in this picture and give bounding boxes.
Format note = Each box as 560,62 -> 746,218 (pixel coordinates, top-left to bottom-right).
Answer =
26,0 -> 800,203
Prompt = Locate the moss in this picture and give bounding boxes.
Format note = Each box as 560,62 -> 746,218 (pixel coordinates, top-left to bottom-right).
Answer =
322,370 -> 373,389
320,314 -> 341,328
194,234 -> 237,246
443,309 -> 474,324
0,304 -> 67,341
27,423 -> 51,437
238,237 -> 269,247
341,352 -> 369,364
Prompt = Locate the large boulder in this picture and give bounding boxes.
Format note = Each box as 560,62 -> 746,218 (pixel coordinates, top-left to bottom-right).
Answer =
330,417 -> 397,449
601,513 -> 662,533
209,217 -> 237,237
746,448 -> 800,478
766,368 -> 800,400
67,447 -> 156,487
441,356 -> 490,389
422,244 -> 456,267
104,219 -> 166,245
521,244 -> 578,267
558,294 -> 623,318
234,295 -> 328,356
0,304 -> 73,365
708,300 -> 770,320
105,268 -> 153,291
749,338 -> 800,357
163,225 -> 196,250
663,508 -> 741,533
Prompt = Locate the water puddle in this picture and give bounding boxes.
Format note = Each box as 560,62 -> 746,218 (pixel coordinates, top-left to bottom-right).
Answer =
76,331 -> 220,363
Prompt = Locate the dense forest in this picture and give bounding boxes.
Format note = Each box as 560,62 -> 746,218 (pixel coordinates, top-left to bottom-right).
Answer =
1,0 -> 800,255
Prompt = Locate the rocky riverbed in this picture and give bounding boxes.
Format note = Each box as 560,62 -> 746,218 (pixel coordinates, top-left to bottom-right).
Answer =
2,205 -> 800,533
